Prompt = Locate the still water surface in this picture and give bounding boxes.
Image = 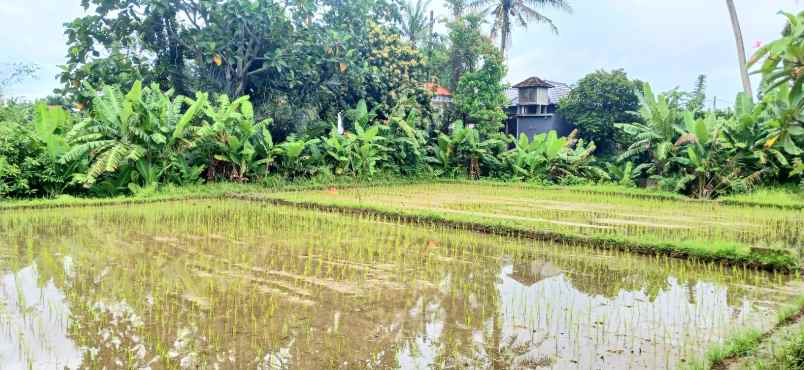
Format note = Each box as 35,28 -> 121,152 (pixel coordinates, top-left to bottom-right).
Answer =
0,200 -> 798,369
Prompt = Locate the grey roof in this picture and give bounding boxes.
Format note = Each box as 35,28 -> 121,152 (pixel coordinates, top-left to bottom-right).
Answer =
545,80 -> 571,105
506,79 -> 571,106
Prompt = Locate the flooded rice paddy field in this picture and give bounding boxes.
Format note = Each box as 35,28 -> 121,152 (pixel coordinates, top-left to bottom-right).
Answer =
0,199 -> 801,369
267,183 -> 804,250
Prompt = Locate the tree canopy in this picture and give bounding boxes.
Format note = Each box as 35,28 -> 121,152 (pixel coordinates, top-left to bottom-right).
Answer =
557,69 -> 640,154
59,0 -> 432,140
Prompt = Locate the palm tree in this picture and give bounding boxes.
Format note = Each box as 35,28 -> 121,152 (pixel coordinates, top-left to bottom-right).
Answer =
400,0 -> 433,47
470,0 -> 571,58
725,0 -> 753,97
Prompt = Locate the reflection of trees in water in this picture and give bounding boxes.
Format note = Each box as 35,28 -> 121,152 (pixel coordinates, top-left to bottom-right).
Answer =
0,208 -> 499,369
0,204 -> 792,370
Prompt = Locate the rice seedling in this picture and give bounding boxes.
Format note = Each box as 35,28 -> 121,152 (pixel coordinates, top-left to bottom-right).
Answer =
262,182 -> 804,269
0,199 -> 800,369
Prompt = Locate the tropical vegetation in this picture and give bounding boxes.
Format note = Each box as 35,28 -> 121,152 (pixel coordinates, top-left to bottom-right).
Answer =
0,3 -> 801,202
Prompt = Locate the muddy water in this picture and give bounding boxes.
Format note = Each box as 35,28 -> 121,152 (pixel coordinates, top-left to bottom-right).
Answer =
0,200 -> 799,369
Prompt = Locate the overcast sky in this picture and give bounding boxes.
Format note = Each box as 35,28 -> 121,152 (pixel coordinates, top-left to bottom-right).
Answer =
0,0 -> 801,107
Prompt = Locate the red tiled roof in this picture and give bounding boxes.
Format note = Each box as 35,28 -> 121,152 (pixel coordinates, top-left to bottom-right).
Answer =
424,82 -> 451,96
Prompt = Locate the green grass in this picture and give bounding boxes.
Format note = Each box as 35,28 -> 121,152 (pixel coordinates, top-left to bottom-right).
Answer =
558,182 -> 688,199
722,186 -> 804,209
481,180 -> 803,209
0,176 -> 432,210
686,295 -> 804,370
756,327 -> 804,370
778,295 -> 804,324
0,182 -> 250,210
685,329 -> 764,370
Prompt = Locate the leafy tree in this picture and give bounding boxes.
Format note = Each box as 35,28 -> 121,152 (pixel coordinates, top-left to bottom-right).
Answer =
453,49 -> 508,136
445,0 -> 467,18
444,14 -> 487,91
449,17 -> 508,137
59,0 -> 432,138
0,103 -> 82,197
184,0 -> 293,98
557,69 -> 640,154
470,0 -> 571,57
59,0 -> 186,101
358,23 -> 432,122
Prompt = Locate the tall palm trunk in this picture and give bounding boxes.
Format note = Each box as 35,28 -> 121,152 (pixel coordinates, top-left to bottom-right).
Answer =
726,0 -> 753,97
500,6 -> 511,59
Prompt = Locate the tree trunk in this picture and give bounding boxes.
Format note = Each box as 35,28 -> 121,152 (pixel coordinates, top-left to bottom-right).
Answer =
726,0 -> 753,97
468,157 -> 480,179
500,10 -> 510,60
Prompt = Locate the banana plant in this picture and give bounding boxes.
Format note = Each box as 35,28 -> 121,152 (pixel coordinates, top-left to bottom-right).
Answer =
62,81 -> 206,190
348,121 -> 387,177
62,81 -> 152,188
29,102 -> 89,195
616,83 -> 684,178
749,11 -> 803,156
277,137 -> 321,178
426,133 -> 457,177
668,113 -> 763,198
383,104 -> 427,175
504,131 -> 567,181
450,121 -> 501,179
605,161 -> 640,187
196,95 -> 274,182
503,130 -> 607,183
32,103 -> 69,160
758,84 -> 803,157
323,128 -> 353,175
721,92 -> 790,179
549,132 -> 608,182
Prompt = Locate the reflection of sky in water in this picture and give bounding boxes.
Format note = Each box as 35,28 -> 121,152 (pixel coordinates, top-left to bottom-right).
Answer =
398,261 -> 770,370
0,264 -> 82,370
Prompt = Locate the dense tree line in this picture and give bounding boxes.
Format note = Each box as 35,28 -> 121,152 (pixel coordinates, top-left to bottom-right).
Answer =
0,2 -> 801,200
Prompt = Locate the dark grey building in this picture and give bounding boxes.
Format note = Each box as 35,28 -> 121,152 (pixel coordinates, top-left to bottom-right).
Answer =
505,76 -> 575,139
